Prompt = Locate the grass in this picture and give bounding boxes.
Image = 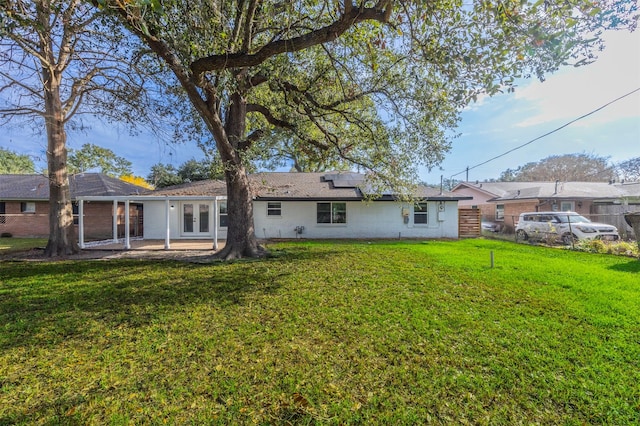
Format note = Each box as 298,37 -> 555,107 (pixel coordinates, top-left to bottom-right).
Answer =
1,239 -> 638,424
0,237 -> 47,254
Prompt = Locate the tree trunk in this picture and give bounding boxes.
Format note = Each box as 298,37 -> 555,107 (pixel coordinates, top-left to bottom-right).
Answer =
212,90 -> 265,260
214,164 -> 265,260
624,212 -> 640,255
42,68 -> 79,257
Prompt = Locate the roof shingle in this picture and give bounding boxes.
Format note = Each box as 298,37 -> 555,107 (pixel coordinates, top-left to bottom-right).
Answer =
0,173 -> 149,200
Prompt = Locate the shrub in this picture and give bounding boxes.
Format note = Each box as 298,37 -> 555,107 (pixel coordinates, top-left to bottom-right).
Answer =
0,232 -> 12,238
576,239 -> 607,253
575,239 -> 639,257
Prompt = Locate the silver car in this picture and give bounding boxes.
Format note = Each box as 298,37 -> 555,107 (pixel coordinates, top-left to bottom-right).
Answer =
515,212 -> 619,244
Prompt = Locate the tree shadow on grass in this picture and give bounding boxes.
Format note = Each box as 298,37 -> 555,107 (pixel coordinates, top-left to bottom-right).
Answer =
0,245 -> 338,351
607,259 -> 640,273
0,261 -> 286,350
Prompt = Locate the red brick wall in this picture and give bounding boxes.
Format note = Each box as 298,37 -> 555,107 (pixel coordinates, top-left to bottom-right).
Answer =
0,201 -> 142,239
0,201 -> 49,237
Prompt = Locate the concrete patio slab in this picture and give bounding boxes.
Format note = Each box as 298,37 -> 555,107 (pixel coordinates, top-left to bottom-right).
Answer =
84,239 -> 224,251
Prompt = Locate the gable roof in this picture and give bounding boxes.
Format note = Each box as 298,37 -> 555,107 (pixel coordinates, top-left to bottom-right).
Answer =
0,173 -> 149,200
453,181 -> 640,202
151,172 -> 469,201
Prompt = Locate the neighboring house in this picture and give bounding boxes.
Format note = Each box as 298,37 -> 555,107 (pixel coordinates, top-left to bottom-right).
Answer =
0,173 -> 148,239
79,172 -> 472,248
452,181 -> 640,237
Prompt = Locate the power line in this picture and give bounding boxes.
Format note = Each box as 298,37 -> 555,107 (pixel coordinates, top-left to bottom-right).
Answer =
449,87 -> 640,179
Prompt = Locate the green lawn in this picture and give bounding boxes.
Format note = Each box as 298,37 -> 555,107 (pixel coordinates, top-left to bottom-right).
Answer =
1,239 -> 638,424
0,237 -> 47,254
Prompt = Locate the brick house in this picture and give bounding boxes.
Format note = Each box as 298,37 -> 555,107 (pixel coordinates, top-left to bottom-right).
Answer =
0,173 -> 148,239
452,181 -> 640,238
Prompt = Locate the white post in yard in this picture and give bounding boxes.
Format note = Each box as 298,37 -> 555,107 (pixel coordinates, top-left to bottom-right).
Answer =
165,198 -> 171,250
112,200 -> 118,243
213,198 -> 219,251
78,200 -> 85,249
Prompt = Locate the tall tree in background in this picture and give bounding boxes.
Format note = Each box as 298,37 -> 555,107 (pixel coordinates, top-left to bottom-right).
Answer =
498,153 -> 614,182
178,158 -> 223,182
147,156 -> 225,188
147,163 -> 183,188
105,0 -> 637,259
68,143 -> 132,176
616,157 -> 640,182
0,0 -> 170,256
0,148 -> 36,174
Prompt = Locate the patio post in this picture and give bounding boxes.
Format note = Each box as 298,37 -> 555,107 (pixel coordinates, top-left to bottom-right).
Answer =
124,199 -> 131,249
213,198 -> 219,250
112,200 -> 118,243
165,197 -> 171,250
78,199 -> 85,249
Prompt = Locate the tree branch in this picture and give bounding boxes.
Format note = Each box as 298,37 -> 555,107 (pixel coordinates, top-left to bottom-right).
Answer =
191,4 -> 393,76
247,102 -> 330,151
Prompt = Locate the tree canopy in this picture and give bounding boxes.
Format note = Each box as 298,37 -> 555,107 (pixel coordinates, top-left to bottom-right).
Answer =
0,148 -> 36,174
147,163 -> 183,188
498,153 -> 615,181
102,0 -> 637,258
616,157 -> 640,182
68,143 -> 133,176
147,157 -> 225,188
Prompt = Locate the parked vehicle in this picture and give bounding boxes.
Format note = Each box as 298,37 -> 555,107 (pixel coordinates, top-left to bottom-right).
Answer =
515,212 -> 619,244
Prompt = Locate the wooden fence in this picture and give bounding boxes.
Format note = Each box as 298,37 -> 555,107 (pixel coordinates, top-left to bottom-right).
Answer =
458,208 -> 481,238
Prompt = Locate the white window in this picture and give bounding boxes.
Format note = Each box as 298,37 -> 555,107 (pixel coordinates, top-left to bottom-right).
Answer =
219,202 -> 228,227
20,202 -> 35,213
560,201 -> 574,212
317,202 -> 346,224
496,204 -> 505,221
414,202 -> 428,224
267,202 -> 281,216
72,203 -> 79,225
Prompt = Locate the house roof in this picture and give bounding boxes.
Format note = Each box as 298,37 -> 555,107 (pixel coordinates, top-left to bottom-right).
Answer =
0,173 -> 149,200
146,179 -> 227,197
453,181 -> 640,202
250,172 -> 363,200
151,172 -> 469,201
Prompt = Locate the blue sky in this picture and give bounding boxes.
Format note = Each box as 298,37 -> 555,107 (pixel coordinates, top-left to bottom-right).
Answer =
422,29 -> 640,184
2,29 -> 639,182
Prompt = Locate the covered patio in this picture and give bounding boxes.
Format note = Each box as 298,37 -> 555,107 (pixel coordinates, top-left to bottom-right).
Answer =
76,195 -> 227,251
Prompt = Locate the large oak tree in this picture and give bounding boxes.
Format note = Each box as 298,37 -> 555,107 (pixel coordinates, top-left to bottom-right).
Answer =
104,0 -> 636,259
0,0 -> 168,256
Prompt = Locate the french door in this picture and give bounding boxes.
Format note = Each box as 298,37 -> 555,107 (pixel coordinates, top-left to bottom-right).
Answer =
182,203 -> 211,236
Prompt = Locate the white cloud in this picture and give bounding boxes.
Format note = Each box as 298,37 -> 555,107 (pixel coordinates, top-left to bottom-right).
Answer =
513,30 -> 640,128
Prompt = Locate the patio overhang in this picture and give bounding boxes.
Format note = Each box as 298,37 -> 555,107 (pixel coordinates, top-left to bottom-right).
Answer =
76,194 -> 227,251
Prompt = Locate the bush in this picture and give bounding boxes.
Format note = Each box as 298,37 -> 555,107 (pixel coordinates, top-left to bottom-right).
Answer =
575,239 -> 639,257
0,232 -> 12,238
